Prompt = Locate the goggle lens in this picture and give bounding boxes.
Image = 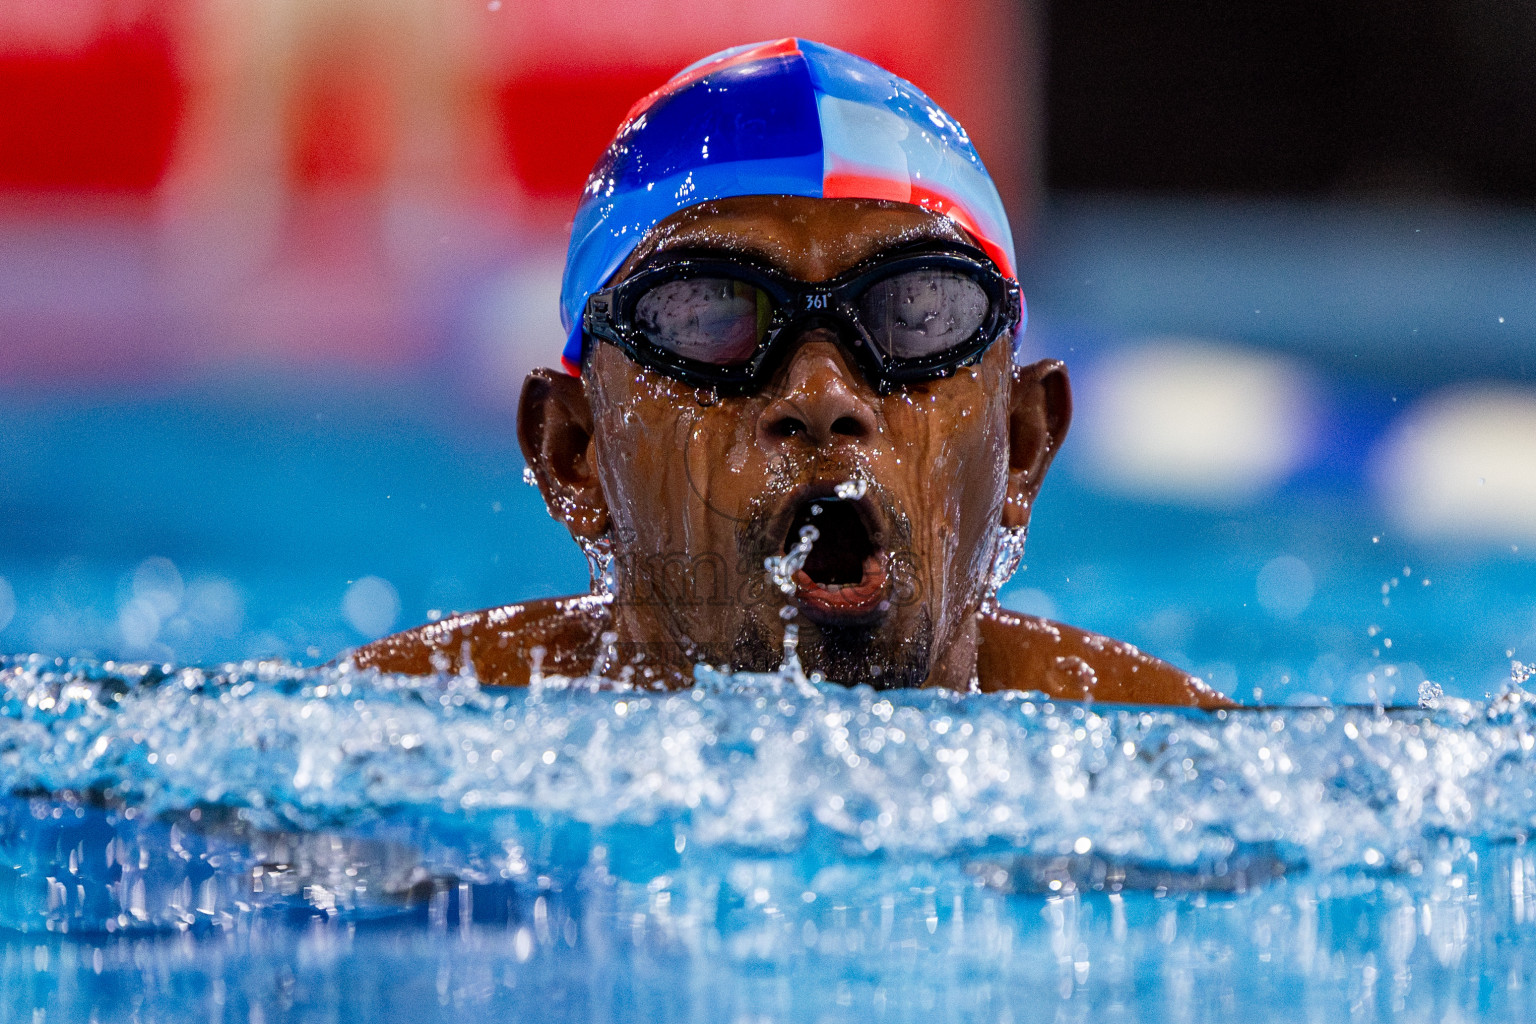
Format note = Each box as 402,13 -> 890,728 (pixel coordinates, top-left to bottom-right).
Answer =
858,269 -> 990,360
634,277 -> 773,366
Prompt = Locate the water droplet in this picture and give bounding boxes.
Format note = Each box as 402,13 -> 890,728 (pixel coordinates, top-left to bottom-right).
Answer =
578,535 -> 617,600
764,525 -> 819,596
834,478 -> 868,501
591,631 -> 620,677
980,525 -> 1028,608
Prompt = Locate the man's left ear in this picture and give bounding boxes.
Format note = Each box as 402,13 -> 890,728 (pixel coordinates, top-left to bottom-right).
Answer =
1003,359 -> 1072,528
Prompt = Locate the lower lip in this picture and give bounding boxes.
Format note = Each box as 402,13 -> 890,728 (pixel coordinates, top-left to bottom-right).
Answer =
793,553 -> 890,622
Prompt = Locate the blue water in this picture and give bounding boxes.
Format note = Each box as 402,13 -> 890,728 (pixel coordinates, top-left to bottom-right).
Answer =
0,654 -> 1533,1022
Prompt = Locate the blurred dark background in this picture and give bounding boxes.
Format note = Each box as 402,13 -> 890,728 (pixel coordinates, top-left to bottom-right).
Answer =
1046,0 -> 1536,201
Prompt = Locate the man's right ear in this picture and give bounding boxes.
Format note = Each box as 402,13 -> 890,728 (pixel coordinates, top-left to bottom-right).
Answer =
517,368 -> 610,540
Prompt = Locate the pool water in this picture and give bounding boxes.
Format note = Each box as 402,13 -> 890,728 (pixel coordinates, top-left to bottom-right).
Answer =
0,655 -> 1533,1022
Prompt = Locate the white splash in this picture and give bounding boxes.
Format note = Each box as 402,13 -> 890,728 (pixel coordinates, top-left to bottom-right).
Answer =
763,524 -> 820,683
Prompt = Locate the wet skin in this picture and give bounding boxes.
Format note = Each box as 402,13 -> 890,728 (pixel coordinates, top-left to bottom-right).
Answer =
355,196 -> 1229,707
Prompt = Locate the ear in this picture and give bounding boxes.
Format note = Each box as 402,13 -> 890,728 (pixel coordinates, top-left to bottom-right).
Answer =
517,367 -> 609,540
1002,359 -> 1072,528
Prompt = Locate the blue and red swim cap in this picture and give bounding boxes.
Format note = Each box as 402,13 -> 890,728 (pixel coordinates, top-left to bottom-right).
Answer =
558,38 -> 1022,375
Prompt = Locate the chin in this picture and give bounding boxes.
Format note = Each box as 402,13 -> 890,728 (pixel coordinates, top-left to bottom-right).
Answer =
800,605 -> 937,689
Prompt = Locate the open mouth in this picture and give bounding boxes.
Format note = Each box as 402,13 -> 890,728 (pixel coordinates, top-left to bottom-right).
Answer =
781,490 -> 889,623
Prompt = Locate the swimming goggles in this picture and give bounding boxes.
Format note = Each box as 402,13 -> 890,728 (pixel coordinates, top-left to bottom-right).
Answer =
581,244 -> 1023,395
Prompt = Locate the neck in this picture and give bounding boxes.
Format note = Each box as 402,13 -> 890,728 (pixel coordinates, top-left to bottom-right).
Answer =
605,600 -> 720,685
920,614 -> 981,691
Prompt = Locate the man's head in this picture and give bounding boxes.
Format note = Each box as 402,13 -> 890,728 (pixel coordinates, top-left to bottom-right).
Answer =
518,42 -> 1071,689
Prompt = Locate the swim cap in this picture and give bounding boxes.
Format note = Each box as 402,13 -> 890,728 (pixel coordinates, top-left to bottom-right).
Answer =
558,38 -> 1022,375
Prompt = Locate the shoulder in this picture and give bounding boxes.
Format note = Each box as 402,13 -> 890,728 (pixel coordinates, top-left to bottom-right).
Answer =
348,595 -> 609,687
350,598 -> 1230,707
976,607 -> 1232,708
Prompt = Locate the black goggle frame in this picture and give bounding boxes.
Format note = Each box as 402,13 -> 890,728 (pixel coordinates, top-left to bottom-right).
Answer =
581,243 -> 1023,395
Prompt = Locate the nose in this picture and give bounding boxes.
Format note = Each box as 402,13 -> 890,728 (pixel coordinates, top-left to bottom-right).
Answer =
757,332 -> 879,449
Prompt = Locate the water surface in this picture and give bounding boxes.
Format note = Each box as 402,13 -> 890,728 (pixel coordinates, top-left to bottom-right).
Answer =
1,655 -> 1531,1022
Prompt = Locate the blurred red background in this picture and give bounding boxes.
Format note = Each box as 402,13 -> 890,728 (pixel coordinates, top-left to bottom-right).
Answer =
0,0 -> 1033,384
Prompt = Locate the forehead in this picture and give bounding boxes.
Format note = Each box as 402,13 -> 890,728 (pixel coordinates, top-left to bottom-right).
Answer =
615,195 -> 974,283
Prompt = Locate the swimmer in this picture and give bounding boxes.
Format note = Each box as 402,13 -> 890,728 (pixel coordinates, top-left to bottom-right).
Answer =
356,39 -> 1228,707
